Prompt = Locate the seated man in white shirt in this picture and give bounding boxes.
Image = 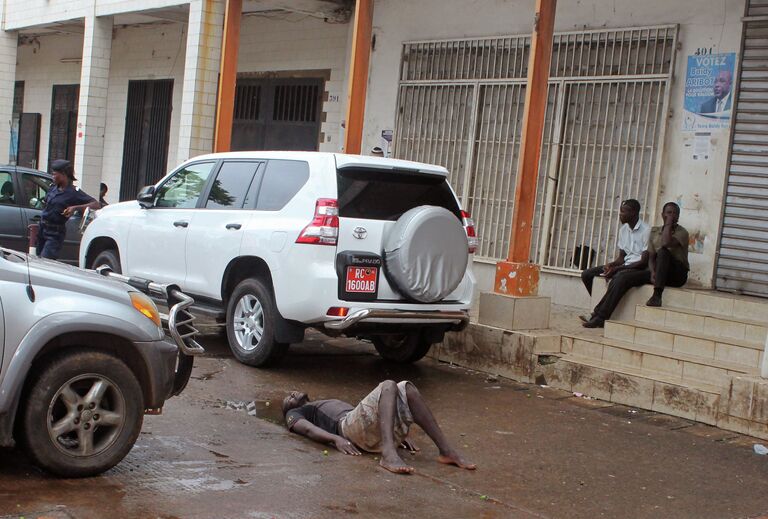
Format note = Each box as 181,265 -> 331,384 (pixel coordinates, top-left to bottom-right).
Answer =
580,199 -> 651,328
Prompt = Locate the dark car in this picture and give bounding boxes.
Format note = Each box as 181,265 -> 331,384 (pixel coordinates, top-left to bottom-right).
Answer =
0,166 -> 84,264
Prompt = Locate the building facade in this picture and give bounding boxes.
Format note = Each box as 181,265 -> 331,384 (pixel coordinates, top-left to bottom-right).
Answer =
2,0 -> 765,307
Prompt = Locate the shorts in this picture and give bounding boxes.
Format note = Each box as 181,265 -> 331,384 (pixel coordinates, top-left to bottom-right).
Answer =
339,380 -> 414,453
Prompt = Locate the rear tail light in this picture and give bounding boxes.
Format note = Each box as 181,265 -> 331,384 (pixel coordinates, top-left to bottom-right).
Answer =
461,210 -> 478,254
296,199 -> 339,246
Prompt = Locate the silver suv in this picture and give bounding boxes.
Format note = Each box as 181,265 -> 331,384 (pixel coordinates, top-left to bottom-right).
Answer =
0,247 -> 202,477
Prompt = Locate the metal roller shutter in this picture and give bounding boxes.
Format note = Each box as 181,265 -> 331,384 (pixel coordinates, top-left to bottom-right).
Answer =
716,12 -> 768,296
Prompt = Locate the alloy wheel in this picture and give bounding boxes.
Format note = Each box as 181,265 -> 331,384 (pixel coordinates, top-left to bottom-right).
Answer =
233,294 -> 264,351
46,374 -> 126,457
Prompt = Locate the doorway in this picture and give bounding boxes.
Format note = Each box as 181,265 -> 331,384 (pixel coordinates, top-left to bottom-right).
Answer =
48,84 -> 79,170
231,77 -> 324,152
119,79 -> 174,201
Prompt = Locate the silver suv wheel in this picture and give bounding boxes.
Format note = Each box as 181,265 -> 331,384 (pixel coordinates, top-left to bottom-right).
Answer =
20,350 -> 143,477
47,374 -> 126,457
225,278 -> 288,367
233,294 -> 264,351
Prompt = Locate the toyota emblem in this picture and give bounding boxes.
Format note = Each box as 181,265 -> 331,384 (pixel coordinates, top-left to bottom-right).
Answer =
353,226 -> 368,240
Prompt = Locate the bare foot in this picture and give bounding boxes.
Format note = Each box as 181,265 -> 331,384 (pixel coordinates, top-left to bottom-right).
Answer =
437,452 -> 477,470
380,453 -> 414,474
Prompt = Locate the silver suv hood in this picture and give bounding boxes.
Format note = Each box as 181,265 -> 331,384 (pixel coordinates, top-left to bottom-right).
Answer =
1,249 -> 131,302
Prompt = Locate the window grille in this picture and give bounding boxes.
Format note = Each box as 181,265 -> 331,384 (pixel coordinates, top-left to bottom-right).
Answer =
394,25 -> 677,271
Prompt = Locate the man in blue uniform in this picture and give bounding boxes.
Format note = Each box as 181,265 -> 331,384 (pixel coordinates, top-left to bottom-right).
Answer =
37,159 -> 100,260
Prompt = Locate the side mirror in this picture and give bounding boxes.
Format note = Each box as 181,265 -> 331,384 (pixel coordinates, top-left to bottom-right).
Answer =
137,186 -> 156,209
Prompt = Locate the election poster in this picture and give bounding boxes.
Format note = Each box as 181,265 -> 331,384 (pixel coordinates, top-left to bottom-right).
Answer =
682,52 -> 737,132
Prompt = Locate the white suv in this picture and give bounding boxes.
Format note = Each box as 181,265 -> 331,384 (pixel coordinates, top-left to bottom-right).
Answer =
80,152 -> 477,367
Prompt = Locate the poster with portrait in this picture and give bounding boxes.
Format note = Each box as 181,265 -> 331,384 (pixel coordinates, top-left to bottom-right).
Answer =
682,52 -> 736,132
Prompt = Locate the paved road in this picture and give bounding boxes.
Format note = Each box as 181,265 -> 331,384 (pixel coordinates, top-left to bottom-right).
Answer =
2,330 -> 768,519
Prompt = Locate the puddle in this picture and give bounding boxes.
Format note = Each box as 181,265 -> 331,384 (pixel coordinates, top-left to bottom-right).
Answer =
250,400 -> 285,424
211,399 -> 284,424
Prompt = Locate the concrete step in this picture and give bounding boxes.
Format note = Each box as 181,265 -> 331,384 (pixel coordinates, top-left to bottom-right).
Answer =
543,353 -> 722,425
604,320 -> 764,369
651,288 -> 768,322
634,304 -> 768,344
562,334 -> 757,387
590,277 -> 768,322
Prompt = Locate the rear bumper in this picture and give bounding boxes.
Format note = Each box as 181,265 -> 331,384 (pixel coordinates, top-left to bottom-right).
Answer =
323,309 -> 469,331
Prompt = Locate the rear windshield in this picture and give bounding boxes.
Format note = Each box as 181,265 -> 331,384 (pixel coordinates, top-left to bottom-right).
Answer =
336,168 -> 461,221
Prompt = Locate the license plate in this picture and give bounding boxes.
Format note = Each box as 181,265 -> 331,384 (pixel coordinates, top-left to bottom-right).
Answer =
345,266 -> 378,293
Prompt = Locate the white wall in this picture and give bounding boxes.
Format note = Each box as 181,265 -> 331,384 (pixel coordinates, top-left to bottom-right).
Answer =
4,0 -> 186,30
15,23 -> 187,199
16,33 -> 84,171
237,13 -> 351,152
101,22 -> 187,197
363,0 -> 746,294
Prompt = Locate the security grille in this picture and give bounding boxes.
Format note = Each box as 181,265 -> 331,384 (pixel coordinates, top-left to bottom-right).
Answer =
273,84 -> 320,122
394,26 -> 677,270
716,5 -> 768,296
234,83 -> 261,120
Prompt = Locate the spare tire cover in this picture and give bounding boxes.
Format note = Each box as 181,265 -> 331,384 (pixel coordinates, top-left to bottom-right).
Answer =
384,205 -> 468,303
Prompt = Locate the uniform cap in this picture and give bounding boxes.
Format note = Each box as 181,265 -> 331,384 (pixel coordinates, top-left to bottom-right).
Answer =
51,159 -> 72,172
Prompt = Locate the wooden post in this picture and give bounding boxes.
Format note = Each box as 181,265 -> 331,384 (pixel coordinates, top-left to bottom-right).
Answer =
343,0 -> 374,155
494,0 -> 557,296
213,0 -> 242,153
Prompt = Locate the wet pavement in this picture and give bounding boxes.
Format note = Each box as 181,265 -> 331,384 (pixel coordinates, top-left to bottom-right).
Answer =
2,329 -> 768,518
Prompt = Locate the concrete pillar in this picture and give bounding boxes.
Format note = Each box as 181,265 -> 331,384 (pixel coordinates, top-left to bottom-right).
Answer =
494,0 -> 556,297
177,0 -> 225,163
74,15 -> 113,195
343,0 -> 373,155
0,31 -> 18,164
213,0 -> 242,153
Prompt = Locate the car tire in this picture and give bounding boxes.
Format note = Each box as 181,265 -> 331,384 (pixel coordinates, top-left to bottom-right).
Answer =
18,350 -> 144,477
92,249 -> 121,274
226,278 -> 288,367
371,333 -> 433,363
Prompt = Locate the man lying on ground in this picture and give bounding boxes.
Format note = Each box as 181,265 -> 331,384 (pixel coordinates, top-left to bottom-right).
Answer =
282,380 -> 476,475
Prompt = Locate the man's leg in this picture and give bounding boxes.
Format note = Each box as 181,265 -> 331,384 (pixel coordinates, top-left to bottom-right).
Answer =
581,265 -> 604,296
40,232 -> 63,260
667,258 -> 689,288
586,269 -> 650,326
647,248 -> 687,306
377,380 -> 414,474
404,382 -> 476,470
35,228 -> 46,256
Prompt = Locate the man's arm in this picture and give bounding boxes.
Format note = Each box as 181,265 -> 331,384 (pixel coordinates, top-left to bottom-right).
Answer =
619,250 -> 648,271
289,418 -> 361,455
603,250 -> 626,277
62,190 -> 100,217
63,199 -> 100,216
607,250 -> 626,268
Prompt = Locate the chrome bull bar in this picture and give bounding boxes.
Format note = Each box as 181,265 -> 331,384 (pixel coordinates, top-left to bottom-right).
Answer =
94,266 -> 204,356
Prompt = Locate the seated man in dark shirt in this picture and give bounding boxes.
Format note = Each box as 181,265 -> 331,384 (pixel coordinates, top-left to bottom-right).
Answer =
283,380 -> 475,475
